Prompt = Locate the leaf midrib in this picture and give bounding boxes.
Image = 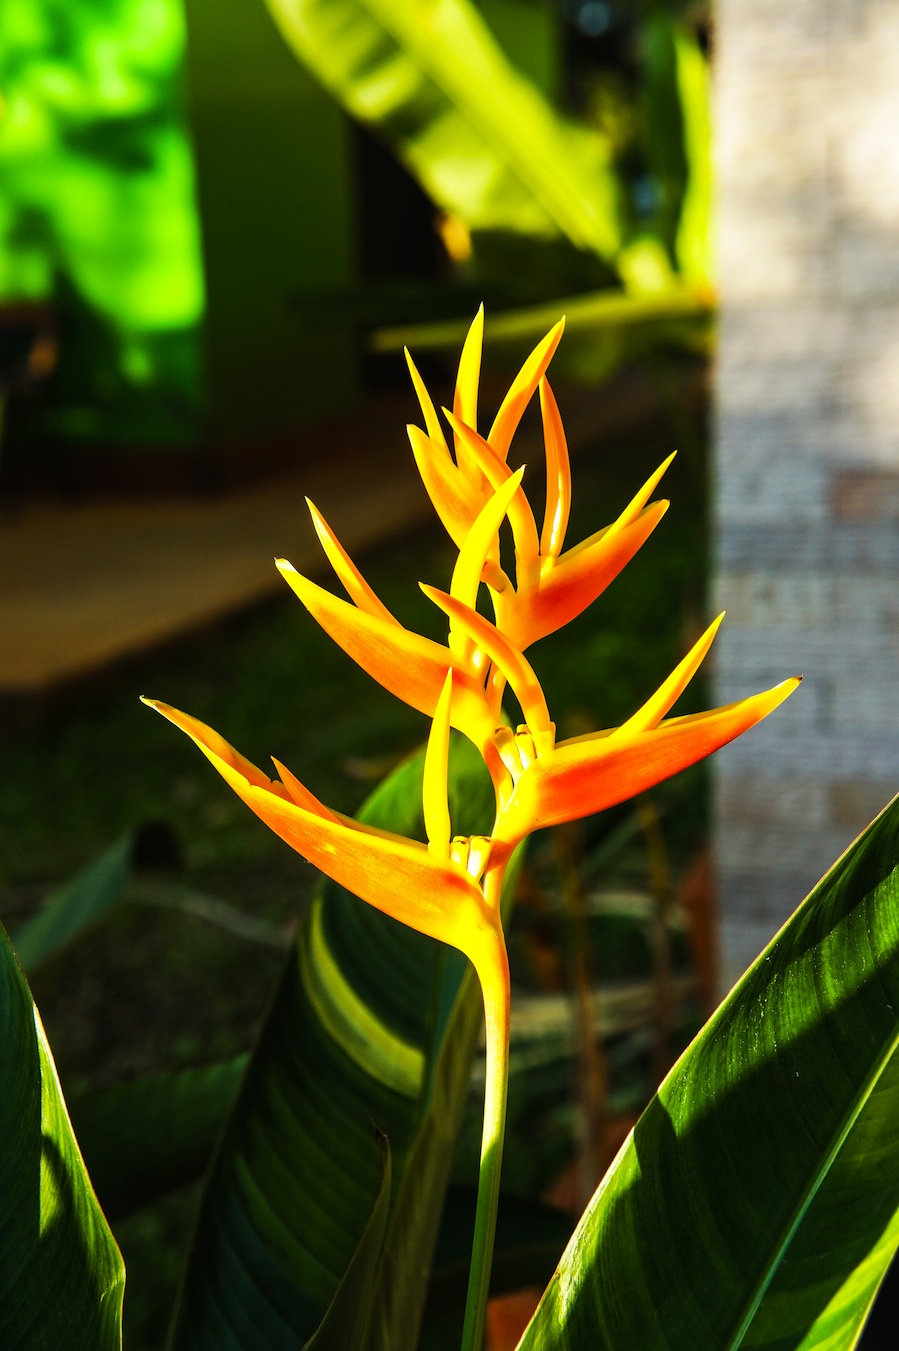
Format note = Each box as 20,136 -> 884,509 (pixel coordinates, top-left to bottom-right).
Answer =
724,1009 -> 899,1349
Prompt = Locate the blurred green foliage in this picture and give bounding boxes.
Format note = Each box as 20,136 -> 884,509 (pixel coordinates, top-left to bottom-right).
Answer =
0,0 -> 204,441
0,0 -> 711,457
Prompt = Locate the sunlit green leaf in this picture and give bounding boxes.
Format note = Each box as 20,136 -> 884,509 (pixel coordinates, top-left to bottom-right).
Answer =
0,922 -> 124,1349
263,0 -> 622,257
368,283 -> 712,355
673,25 -> 711,283
0,0 -> 204,325
517,794 -> 899,1350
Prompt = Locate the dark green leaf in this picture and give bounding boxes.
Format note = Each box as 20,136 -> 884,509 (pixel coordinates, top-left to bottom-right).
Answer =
518,794 -> 899,1350
0,922 -> 124,1348
11,821 -> 181,974
305,1133 -> 392,1351
11,836 -> 134,973
639,12 -> 688,260
71,1056 -> 248,1220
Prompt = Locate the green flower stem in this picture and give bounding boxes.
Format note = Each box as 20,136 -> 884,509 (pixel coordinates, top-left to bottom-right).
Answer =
460,896 -> 511,1351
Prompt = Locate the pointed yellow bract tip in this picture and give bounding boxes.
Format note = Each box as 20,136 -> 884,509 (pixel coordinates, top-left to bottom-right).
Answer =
275,558 -> 297,575
305,499 -> 327,537
423,669 -> 453,855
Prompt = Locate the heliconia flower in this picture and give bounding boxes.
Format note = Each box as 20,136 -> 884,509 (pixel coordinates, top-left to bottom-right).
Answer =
494,677 -> 800,848
405,308 -> 565,550
142,306 -> 800,1351
423,591 -> 801,843
276,474 -> 533,790
403,310 -> 671,650
140,692 -> 507,987
441,383 -> 673,651
275,546 -> 497,753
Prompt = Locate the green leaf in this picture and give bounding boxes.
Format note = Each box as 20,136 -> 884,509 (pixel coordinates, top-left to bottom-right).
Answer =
364,946 -> 483,1351
169,737 -> 504,1350
10,821 -> 182,974
305,1133 -> 392,1351
0,922 -> 125,1348
262,0 -> 622,257
11,836 -> 134,973
69,911 -> 678,1225
71,1056 -> 248,1221
517,794 -> 899,1350
639,12 -> 688,261
11,822 -> 286,980
672,25 -> 711,283
367,282 -> 712,368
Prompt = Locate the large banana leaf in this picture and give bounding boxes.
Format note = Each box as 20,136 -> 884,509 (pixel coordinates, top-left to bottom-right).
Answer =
517,792 -> 899,1350
262,0 -> 621,258
71,1054 -> 574,1305
169,737 -> 507,1350
0,922 -> 125,1349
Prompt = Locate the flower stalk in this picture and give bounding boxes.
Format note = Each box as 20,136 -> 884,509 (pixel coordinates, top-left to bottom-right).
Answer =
462,875 -> 511,1351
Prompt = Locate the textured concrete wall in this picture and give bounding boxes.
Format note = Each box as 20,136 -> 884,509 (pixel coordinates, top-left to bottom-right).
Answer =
713,0 -> 899,985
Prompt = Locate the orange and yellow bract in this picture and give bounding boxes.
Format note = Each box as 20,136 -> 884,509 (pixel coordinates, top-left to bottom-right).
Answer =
145,305 -> 798,989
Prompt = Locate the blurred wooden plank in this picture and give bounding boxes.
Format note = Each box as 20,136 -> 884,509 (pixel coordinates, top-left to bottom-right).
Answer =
0,366 -> 703,701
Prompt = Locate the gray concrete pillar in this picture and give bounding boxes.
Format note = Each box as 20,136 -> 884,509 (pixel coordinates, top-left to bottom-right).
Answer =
713,0 -> 899,986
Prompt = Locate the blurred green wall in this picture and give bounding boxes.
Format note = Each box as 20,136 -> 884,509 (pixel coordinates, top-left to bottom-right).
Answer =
184,0 -> 359,453
481,0 -> 562,99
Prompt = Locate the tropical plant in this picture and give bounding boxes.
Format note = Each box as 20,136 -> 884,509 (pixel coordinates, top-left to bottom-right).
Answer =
4,313 -> 899,1351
